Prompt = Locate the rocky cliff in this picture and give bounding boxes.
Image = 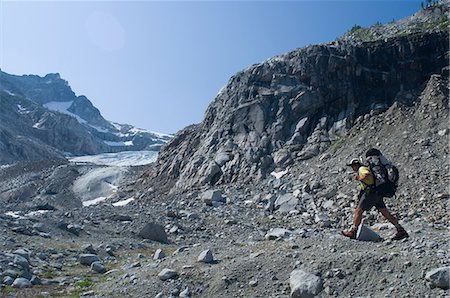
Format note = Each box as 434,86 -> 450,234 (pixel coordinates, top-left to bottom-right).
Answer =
147,4 -> 449,192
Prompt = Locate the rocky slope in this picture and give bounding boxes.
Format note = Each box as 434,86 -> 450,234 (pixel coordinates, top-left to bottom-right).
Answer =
0,71 -> 171,164
0,2 -> 449,298
144,4 -> 448,193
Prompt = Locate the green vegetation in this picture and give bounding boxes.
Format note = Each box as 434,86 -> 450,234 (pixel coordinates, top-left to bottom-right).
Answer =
413,15 -> 449,32
41,268 -> 56,279
347,24 -> 376,42
76,278 -> 93,288
3,285 -> 16,293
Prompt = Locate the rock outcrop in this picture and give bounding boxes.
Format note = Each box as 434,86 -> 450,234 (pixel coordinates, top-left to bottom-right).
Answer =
146,5 -> 449,193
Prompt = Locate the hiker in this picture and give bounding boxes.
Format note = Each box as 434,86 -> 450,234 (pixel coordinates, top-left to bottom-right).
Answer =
341,157 -> 409,240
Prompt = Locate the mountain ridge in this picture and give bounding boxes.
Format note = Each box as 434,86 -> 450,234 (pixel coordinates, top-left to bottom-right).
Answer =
0,70 -> 172,164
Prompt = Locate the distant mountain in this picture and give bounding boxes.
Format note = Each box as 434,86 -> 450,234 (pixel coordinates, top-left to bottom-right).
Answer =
0,71 -> 171,164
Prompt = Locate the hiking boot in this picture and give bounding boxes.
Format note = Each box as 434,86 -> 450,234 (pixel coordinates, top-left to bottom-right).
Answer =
392,228 -> 409,241
341,229 -> 357,239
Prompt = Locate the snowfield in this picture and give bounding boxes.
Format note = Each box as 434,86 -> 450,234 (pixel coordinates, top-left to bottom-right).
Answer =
69,150 -> 158,167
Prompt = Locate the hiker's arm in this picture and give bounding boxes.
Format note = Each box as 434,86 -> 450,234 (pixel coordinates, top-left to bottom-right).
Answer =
355,172 -> 370,181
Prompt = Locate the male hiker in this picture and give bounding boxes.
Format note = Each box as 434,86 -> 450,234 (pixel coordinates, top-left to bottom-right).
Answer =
341,157 -> 409,240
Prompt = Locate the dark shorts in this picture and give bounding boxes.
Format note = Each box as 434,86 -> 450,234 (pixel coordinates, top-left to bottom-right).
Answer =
358,188 -> 386,211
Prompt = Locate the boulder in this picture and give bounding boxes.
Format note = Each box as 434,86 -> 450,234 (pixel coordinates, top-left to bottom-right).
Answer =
290,270 -> 323,298
138,223 -> 168,243
202,190 -> 225,206
153,249 -> 166,260
425,267 -> 449,289
91,261 -> 106,274
12,277 -> 32,289
265,228 -> 292,240
158,269 -> 178,281
197,249 -> 214,263
356,224 -> 382,242
274,194 -> 298,213
79,254 -> 100,266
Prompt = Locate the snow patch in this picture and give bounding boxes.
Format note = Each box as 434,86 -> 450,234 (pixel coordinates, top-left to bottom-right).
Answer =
271,169 -> 288,179
104,140 -> 134,147
112,198 -> 135,207
43,101 -> 87,124
25,210 -> 51,217
69,151 -> 158,167
90,124 -> 111,133
83,197 -> 108,207
33,117 -> 47,129
5,211 -> 23,219
17,104 -> 30,114
73,167 -> 126,205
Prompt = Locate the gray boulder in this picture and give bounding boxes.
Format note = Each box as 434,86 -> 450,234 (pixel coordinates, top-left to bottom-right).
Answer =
90,261 -> 106,274
290,270 -> 323,298
265,228 -> 292,240
202,190 -> 225,206
79,254 -> 100,266
356,224 -> 382,242
425,267 -> 449,289
138,223 -> 168,244
274,193 -> 298,213
14,249 -> 30,261
197,249 -> 214,263
30,275 -> 42,285
12,277 -> 32,289
14,255 -> 30,271
3,276 -> 14,285
153,249 -> 166,260
158,268 -> 179,281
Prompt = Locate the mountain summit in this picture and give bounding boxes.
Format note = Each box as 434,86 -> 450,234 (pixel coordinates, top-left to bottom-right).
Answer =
0,71 -> 171,164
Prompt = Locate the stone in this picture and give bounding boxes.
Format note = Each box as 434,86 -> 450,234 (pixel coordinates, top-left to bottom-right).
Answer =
12,277 -> 32,288
179,287 -> 191,297
289,270 -> 323,298
79,254 -> 100,266
3,276 -> 14,285
14,255 -> 30,271
91,261 -> 107,274
425,267 -> 449,289
14,249 -> 30,261
138,223 -> 168,244
153,249 -> 166,260
158,268 -> 179,281
202,190 -> 225,206
197,249 -> 214,263
265,228 -> 292,240
33,223 -> 48,233
356,224 -> 382,242
82,244 -> 96,254
274,194 -> 299,213
30,275 -> 42,285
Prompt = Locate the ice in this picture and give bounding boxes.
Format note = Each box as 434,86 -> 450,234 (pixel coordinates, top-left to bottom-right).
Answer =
112,198 -> 135,207
83,197 -> 108,207
69,151 -> 158,167
271,169 -> 289,179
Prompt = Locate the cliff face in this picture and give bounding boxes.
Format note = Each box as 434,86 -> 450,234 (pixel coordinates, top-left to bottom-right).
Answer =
149,10 -> 449,192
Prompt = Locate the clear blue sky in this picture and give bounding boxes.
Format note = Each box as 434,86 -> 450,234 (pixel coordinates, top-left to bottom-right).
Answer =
1,1 -> 422,134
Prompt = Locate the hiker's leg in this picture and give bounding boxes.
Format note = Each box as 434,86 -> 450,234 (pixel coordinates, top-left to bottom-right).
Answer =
378,207 -> 402,229
352,207 -> 364,230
